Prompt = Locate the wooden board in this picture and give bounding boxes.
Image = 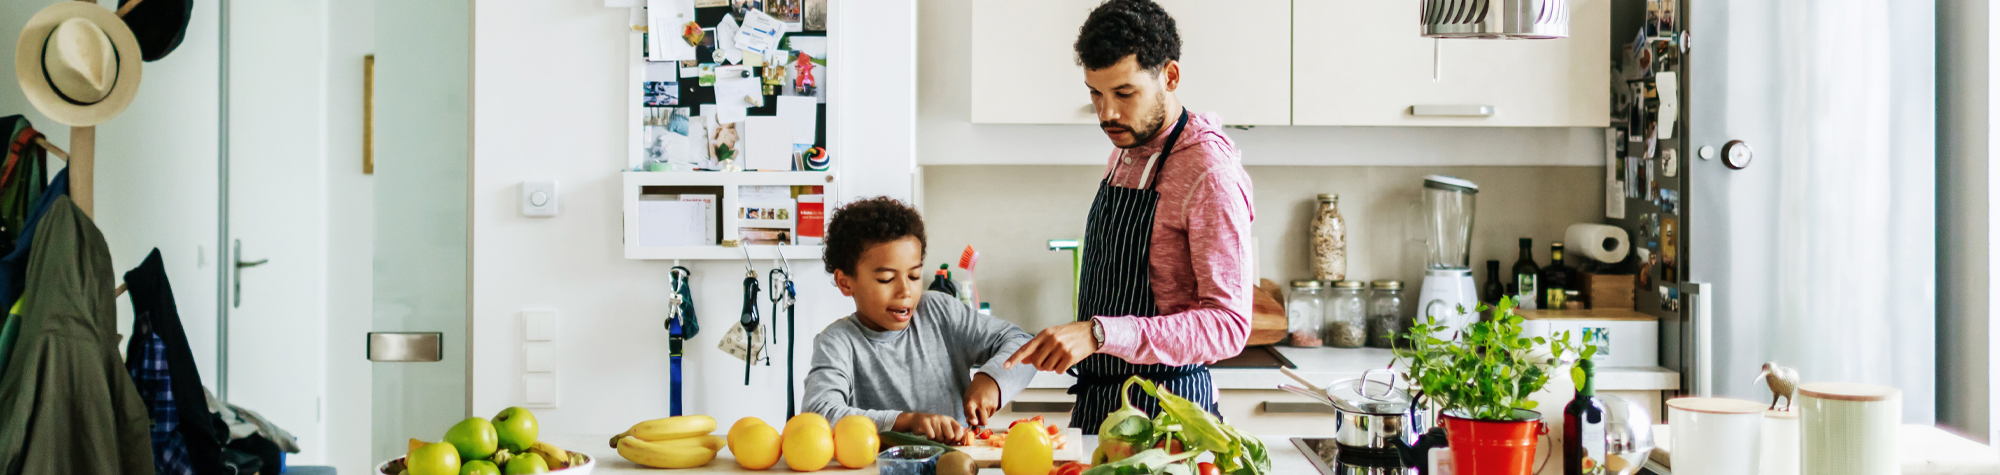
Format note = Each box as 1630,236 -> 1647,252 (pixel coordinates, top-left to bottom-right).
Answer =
1248,279 -> 1287,346
952,427 -> 1086,468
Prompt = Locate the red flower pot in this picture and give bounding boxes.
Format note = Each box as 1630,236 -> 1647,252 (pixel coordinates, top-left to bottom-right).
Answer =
1442,410 -> 1546,475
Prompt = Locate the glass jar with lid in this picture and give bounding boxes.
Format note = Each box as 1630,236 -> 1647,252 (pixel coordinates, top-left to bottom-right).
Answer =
1325,280 -> 1368,348
1366,280 -> 1406,349
1286,280 -> 1325,347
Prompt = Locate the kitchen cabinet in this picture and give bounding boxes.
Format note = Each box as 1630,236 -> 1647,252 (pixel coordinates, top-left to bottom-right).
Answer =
1290,0 -> 1610,127
969,0 -> 1292,126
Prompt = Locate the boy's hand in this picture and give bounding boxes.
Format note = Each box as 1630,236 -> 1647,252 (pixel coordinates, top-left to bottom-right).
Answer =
964,373 -> 1001,428
895,412 -> 970,445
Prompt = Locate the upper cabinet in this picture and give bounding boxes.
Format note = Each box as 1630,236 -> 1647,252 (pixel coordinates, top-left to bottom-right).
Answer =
970,0 -> 1294,126
1292,0 -> 1609,127
970,0 -> 1608,128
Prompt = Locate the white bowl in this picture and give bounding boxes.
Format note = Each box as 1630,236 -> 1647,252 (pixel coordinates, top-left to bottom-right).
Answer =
377,453 -> 595,475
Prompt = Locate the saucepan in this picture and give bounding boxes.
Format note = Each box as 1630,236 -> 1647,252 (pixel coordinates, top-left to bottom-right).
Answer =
1324,369 -> 1424,453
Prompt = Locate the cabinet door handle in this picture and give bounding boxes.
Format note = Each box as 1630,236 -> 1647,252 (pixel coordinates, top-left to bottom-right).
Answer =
1409,105 -> 1495,117
1262,402 -> 1337,414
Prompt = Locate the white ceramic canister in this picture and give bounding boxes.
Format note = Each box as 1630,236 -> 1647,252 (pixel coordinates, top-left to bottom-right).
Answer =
1798,382 -> 1902,475
1758,409 -> 1800,475
1667,397 -> 1767,475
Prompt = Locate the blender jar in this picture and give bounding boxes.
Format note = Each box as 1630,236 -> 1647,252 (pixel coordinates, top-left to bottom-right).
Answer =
1421,175 -> 1480,270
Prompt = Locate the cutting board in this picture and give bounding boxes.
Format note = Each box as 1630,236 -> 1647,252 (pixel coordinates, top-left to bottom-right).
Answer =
953,427 -> 1086,468
1248,279 -> 1287,346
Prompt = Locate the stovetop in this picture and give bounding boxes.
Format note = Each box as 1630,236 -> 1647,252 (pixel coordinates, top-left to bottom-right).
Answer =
1290,438 -> 1421,475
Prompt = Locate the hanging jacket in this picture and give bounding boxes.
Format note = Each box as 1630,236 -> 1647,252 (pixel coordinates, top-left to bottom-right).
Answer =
0,115 -> 48,249
125,249 -> 225,475
0,170 -> 64,380
0,193 -> 154,475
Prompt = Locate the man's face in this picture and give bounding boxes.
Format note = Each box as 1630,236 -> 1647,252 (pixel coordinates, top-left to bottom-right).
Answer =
1085,55 -> 1179,148
832,236 -> 925,332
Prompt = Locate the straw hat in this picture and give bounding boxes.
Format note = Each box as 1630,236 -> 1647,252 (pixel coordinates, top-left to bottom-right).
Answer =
16,2 -> 144,127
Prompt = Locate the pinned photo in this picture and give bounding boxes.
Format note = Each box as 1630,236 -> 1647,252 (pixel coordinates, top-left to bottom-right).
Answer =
1658,286 -> 1680,312
731,0 -> 763,21
698,63 -> 717,87
803,0 -> 826,31
643,80 -> 679,107
765,0 -> 802,31
1660,188 -> 1680,216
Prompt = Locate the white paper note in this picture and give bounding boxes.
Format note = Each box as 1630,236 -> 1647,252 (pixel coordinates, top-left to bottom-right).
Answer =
646,0 -> 696,62
778,95 -> 817,146
743,116 -> 792,171
716,15 -> 744,64
636,198 -> 708,247
714,66 -> 759,123
733,9 -> 787,56
1604,128 -> 1625,219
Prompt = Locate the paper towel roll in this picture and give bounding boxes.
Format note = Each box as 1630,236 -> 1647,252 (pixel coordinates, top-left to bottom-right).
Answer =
1566,224 -> 1630,264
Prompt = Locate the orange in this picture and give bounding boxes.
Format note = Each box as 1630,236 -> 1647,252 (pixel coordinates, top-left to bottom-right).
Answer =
785,413 -> 831,434
729,417 -> 767,439
832,415 -> 880,469
729,422 -> 783,470
782,422 -> 835,471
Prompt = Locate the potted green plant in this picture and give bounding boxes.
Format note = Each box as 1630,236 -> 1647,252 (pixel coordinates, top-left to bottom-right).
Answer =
1395,296 -> 1595,475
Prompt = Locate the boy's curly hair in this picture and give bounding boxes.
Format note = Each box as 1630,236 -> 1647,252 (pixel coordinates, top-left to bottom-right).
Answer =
822,197 -> 926,275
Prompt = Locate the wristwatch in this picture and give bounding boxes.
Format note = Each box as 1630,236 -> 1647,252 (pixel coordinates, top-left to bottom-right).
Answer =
1090,320 -> 1104,347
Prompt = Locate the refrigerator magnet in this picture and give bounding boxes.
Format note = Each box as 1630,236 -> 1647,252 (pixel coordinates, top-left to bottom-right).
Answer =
1662,148 -> 1679,177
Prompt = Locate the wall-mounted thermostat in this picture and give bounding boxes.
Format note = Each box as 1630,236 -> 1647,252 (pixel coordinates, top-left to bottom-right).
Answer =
522,180 -> 559,217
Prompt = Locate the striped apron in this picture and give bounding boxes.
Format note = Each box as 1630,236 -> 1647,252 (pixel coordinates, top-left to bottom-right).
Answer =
1067,110 -> 1218,435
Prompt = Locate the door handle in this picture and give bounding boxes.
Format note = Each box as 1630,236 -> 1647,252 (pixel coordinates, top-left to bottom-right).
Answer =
368,332 -> 444,362
233,239 -> 269,308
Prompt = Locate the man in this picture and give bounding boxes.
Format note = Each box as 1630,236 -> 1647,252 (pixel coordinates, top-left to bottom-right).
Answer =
1004,0 -> 1255,434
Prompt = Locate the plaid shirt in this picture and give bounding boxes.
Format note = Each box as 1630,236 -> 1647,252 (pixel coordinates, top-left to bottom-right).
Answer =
129,333 -> 192,475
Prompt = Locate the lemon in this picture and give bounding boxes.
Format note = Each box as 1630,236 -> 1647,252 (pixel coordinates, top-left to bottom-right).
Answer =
832,416 -> 880,469
1000,422 -> 1053,475
782,421 -> 835,471
785,413 -> 831,434
729,422 -> 782,470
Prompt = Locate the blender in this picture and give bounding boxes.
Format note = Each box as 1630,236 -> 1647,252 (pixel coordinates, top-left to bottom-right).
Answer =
1417,175 -> 1480,334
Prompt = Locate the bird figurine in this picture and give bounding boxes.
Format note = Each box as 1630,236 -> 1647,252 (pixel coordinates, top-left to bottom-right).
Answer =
1752,362 -> 1801,411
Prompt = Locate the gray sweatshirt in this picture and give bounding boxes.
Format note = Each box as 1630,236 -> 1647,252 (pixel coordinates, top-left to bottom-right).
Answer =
805,291 -> 1038,430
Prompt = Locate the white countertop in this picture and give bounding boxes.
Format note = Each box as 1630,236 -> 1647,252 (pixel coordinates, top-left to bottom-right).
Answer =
1023,347 -> 1679,392
1649,424 -> 1999,474
551,433 -> 1317,475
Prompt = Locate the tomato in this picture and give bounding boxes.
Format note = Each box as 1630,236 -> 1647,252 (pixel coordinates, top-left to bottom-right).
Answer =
1154,437 -> 1184,455
1049,462 -> 1089,475
1046,424 -> 1060,436
1196,462 -> 1219,475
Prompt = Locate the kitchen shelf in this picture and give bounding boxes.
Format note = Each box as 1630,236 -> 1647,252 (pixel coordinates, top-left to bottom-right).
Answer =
621,171 -> 837,260
1516,308 -> 1657,321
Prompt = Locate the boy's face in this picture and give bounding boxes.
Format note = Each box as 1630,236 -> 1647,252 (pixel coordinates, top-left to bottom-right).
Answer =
833,236 -> 925,332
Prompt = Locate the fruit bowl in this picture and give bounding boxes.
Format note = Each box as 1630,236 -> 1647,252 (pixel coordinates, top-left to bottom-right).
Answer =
376,453 -> 594,475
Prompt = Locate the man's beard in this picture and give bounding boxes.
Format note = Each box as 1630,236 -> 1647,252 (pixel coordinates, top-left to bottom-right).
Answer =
1108,92 -> 1170,149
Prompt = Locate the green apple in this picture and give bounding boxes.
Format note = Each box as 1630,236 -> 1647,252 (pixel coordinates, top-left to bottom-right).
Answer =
443,417 -> 499,461
407,441 -> 462,475
459,460 -> 501,475
503,453 -> 548,474
493,407 -> 540,452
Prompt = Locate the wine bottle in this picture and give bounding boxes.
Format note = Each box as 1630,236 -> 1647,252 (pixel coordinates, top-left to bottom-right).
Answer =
1564,359 -> 1608,475
1511,238 -> 1540,310
1544,243 -> 1570,310
1481,260 -> 1505,305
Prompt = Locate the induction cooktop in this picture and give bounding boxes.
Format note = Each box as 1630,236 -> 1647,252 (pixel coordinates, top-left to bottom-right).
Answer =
1288,438 -> 1673,475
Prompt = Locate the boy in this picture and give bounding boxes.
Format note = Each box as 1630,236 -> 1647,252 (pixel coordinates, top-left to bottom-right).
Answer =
804,197 -> 1037,443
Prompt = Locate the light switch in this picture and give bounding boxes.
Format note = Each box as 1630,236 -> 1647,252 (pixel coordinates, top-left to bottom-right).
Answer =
524,374 -> 559,407
525,343 -> 557,373
521,180 -> 558,217
523,309 -> 557,342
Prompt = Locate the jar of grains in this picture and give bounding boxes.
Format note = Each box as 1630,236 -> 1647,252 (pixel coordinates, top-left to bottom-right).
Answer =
1286,280 -> 1326,347
1325,280 -> 1368,348
1310,194 -> 1346,281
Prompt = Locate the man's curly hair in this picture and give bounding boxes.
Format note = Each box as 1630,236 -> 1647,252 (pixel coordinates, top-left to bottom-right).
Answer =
1074,0 -> 1181,72
822,196 -> 927,276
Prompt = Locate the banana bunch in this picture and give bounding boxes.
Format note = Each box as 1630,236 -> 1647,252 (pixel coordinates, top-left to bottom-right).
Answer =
612,415 -> 722,469
528,441 -> 587,471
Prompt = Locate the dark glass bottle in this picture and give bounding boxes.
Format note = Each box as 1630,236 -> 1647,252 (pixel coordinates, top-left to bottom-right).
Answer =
1564,359 -> 1608,475
1543,243 -> 1570,309
1481,260 -> 1505,305
1511,238 -> 1540,310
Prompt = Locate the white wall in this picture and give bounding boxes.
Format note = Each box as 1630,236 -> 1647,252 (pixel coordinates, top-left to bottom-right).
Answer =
1938,0 -> 1997,444
914,0 -> 1606,167
470,0 -> 914,434
326,0 -> 376,471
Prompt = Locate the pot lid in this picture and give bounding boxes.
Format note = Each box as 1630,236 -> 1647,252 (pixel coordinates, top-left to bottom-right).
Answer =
1326,377 -> 1411,414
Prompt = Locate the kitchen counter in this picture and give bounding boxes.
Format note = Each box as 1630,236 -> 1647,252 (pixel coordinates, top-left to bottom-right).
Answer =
551,433 -> 1319,475
1024,347 -> 1679,392
1647,423 -> 1999,474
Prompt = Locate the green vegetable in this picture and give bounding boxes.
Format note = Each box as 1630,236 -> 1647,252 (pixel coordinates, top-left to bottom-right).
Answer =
1080,448 -> 1202,475
1128,378 -> 1272,475
877,431 -> 954,452
1095,378 -> 1158,464
1394,296 -> 1599,421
